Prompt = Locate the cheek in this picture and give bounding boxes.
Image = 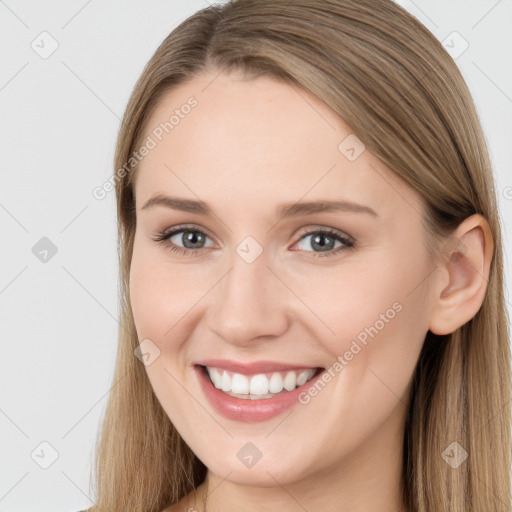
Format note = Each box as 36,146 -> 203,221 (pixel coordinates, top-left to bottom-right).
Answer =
129,249 -> 199,419
307,247 -> 430,368
292,264 -> 401,351
129,244 -> 219,365
129,231 -> 430,363
129,245 -> 191,338
129,259 -> 167,339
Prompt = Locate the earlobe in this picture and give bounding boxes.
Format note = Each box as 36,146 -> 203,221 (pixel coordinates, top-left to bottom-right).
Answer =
428,214 -> 494,336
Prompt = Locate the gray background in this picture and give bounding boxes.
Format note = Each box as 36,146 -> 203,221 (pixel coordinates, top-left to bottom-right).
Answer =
0,1 -> 510,510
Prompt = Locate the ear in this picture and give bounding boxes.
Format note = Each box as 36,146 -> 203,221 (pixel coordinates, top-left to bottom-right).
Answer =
428,214 -> 494,335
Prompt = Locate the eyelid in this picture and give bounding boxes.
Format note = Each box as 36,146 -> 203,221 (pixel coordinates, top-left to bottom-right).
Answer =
157,223 -> 218,244
157,223 -> 353,241
295,224 -> 354,243
152,223 -> 356,257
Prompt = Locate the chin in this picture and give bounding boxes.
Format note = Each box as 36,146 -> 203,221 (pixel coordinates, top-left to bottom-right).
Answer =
195,441 -> 316,488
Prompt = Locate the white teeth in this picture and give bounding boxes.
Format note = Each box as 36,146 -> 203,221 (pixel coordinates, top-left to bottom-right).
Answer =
231,373 -> 249,394
268,372 -> 284,393
296,369 -> 310,386
283,371 -> 297,391
249,374 -> 269,395
205,367 -> 317,399
209,367 -> 222,389
221,371 -> 231,392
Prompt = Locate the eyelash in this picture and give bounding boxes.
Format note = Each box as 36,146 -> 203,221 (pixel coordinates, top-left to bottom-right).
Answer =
151,224 -> 356,259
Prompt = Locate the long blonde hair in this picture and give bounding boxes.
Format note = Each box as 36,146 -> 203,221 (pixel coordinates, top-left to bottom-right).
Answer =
87,1 -> 512,510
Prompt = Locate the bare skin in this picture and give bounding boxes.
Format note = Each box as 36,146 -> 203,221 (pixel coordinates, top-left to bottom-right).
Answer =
129,69 -> 493,512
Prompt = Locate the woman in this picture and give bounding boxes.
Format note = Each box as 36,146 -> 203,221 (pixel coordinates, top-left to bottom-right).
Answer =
86,0 -> 512,510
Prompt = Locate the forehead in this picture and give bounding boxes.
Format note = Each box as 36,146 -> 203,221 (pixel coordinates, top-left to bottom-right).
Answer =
134,71 -> 421,221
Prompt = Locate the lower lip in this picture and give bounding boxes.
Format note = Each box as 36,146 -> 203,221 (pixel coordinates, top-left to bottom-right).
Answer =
194,365 -> 324,423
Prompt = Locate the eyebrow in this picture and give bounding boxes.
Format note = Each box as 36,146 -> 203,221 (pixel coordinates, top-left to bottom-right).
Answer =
141,194 -> 378,218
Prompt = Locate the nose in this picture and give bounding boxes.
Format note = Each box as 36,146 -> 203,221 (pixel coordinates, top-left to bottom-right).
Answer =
206,249 -> 289,346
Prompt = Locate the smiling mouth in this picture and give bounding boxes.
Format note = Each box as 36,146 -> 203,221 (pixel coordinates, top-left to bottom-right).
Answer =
198,364 -> 324,400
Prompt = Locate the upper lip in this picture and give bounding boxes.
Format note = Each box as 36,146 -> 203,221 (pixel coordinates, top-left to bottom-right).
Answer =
194,358 -> 322,375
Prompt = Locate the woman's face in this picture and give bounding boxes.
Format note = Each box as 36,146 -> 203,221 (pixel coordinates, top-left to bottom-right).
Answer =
129,70 -> 436,486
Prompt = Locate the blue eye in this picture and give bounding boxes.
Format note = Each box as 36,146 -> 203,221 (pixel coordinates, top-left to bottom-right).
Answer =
151,225 -> 355,258
294,229 -> 355,257
152,226 -> 214,256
